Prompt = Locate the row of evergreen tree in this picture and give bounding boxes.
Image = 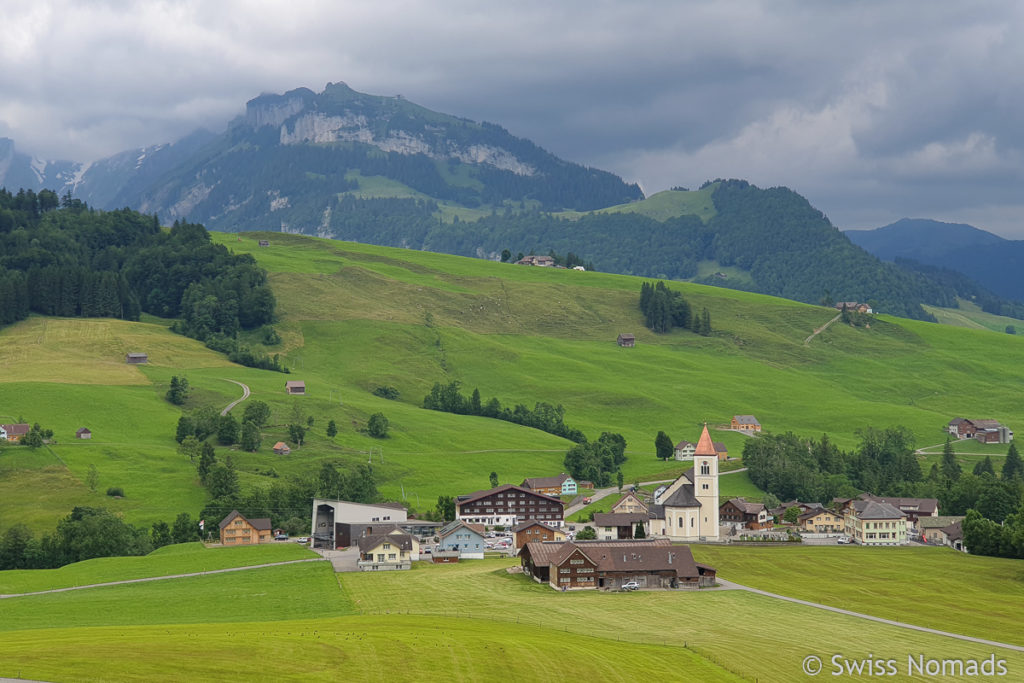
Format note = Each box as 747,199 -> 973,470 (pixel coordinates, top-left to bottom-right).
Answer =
639,281 -> 711,334
422,380 -> 586,443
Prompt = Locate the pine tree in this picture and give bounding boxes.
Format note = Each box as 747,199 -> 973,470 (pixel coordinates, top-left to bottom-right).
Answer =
973,456 -> 995,477
326,420 -> 337,437
1003,441 -> 1023,480
655,431 -> 674,461
941,437 -> 961,481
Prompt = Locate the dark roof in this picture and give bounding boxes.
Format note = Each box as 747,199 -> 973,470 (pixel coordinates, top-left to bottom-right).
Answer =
674,440 -> 695,450
852,500 -> 907,520
723,498 -> 765,515
948,417 -> 969,426
712,442 -> 727,453
562,540 -> 704,579
861,495 -> 938,516
918,515 -> 964,529
593,512 -> 649,526
1,423 -> 30,436
970,419 -> 1003,430
797,508 -> 838,522
285,380 -> 305,388
941,520 -> 963,542
521,473 -> 571,489
513,520 -> 559,533
617,333 -> 635,340
661,483 -> 700,508
733,415 -> 760,426
76,427 -> 91,434
457,483 -> 564,507
218,510 -> 271,531
357,532 -> 415,553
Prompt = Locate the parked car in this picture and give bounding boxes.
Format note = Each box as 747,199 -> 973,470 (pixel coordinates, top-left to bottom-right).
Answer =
568,525 -> 576,531
621,581 -> 640,591
293,536 -> 310,544
836,536 -> 852,545
423,546 -> 432,554
274,533 -> 289,541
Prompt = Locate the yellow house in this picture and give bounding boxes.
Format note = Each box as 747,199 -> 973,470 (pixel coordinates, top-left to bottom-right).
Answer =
798,508 -> 844,533
844,500 -> 908,546
356,529 -> 420,570
219,510 -> 273,545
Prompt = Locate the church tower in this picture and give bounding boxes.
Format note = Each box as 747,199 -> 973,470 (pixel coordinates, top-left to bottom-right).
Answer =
693,423 -> 719,539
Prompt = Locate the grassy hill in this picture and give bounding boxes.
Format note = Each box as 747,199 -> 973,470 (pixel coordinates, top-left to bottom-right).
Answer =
4,231 -> 1024,534
2,546 -> 1022,681
555,185 -> 719,223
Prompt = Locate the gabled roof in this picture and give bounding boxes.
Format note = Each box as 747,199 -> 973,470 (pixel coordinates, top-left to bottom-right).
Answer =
513,520 -> 560,533
861,495 -> 938,516
797,507 -> 838,523
712,442 -> 727,453
852,500 -> 907,520
285,380 -> 305,389
971,419 -> 1003,429
543,540 -> 703,579
918,515 -> 965,529
593,512 -> 649,526
612,492 -> 648,512
733,415 -> 760,426
0,423 -> 30,436
723,498 -> 766,515
76,427 -> 91,434
674,440 -> 695,450
457,483 -> 564,507
522,473 -> 571,489
940,520 -> 963,542
439,520 -> 485,539
218,510 -> 271,531
357,532 -> 415,553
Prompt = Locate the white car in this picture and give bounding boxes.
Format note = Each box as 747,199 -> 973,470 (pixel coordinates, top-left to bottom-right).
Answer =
836,536 -> 852,545
621,581 -> 640,591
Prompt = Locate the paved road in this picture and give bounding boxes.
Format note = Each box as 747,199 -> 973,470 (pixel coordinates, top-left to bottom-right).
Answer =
0,558 -> 325,600
220,379 -> 251,416
717,578 -> 1024,652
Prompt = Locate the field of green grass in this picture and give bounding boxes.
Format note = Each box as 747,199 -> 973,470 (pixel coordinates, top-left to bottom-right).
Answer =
690,545 -> 1024,646
0,542 -> 315,595
556,185 -> 718,223
924,298 -> 1023,334
3,546 -> 1023,681
6,230 -> 1024,535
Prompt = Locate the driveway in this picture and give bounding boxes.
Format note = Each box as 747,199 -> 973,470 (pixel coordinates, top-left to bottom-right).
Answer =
314,547 -> 362,572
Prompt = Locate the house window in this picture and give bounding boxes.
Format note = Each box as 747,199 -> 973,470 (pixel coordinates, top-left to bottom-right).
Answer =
388,553 -> 397,560
383,543 -> 391,549
570,559 -> 584,565
560,568 -> 570,574
690,517 -> 695,528
559,577 -> 570,583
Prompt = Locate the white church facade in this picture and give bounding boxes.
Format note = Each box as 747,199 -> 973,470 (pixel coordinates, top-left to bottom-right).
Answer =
649,424 -> 720,541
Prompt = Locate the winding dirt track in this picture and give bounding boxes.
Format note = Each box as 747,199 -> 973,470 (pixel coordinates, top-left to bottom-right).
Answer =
220,379 -> 251,416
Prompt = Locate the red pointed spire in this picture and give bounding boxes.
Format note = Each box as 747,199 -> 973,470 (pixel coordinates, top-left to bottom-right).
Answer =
694,423 -> 716,457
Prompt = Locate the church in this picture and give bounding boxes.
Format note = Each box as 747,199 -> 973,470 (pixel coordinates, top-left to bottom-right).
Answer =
648,424 -> 720,541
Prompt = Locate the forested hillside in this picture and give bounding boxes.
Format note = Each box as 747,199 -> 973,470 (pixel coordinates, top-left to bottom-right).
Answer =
0,188 -> 275,340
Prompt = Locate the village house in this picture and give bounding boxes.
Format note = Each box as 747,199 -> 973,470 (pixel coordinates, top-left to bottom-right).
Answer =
719,498 -> 772,530
311,499 -> 409,549
648,424 -> 719,541
332,521 -> 441,549
75,427 -> 92,440
731,415 -> 761,432
772,500 -> 824,520
610,492 -> 647,515
616,333 -> 635,348
520,539 -> 716,591
219,510 -> 273,545
947,418 -> 1013,444
125,352 -> 148,364
285,380 -> 306,395
836,494 -> 938,533
272,441 -> 291,455
515,254 -> 556,267
513,520 -> 565,553
356,529 -> 420,570
918,516 -> 966,550
594,512 -> 650,540
797,508 -> 844,534
844,500 -> 908,546
437,520 -> 486,560
521,473 -> 577,496
0,423 -> 31,443
456,484 -> 565,528
674,440 -> 696,459
834,302 -> 873,314
258,239 -> 270,247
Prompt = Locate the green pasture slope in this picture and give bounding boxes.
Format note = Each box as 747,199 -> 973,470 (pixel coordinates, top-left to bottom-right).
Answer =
2,546 -> 1023,681
5,229 -> 1024,534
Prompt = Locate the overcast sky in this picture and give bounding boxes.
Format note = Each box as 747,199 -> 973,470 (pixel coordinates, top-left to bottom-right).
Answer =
3,1 -> 1023,235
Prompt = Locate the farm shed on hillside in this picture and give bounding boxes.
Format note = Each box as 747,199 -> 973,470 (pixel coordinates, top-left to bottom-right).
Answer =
285,380 -> 306,395
617,333 -> 635,347
125,352 -> 148,364
75,427 -> 92,439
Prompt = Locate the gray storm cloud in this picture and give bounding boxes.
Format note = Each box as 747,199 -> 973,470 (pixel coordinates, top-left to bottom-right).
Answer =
1,0 -> 1022,235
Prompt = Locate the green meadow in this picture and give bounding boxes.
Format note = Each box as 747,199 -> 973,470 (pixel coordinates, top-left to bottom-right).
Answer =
3,546 -> 1024,681
4,230 -> 1024,533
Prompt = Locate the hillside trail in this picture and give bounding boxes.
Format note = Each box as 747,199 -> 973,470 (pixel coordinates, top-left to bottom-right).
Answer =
804,312 -> 842,345
220,379 -> 251,416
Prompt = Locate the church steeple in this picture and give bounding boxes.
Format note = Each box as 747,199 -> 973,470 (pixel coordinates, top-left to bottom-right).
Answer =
695,422 -> 716,457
